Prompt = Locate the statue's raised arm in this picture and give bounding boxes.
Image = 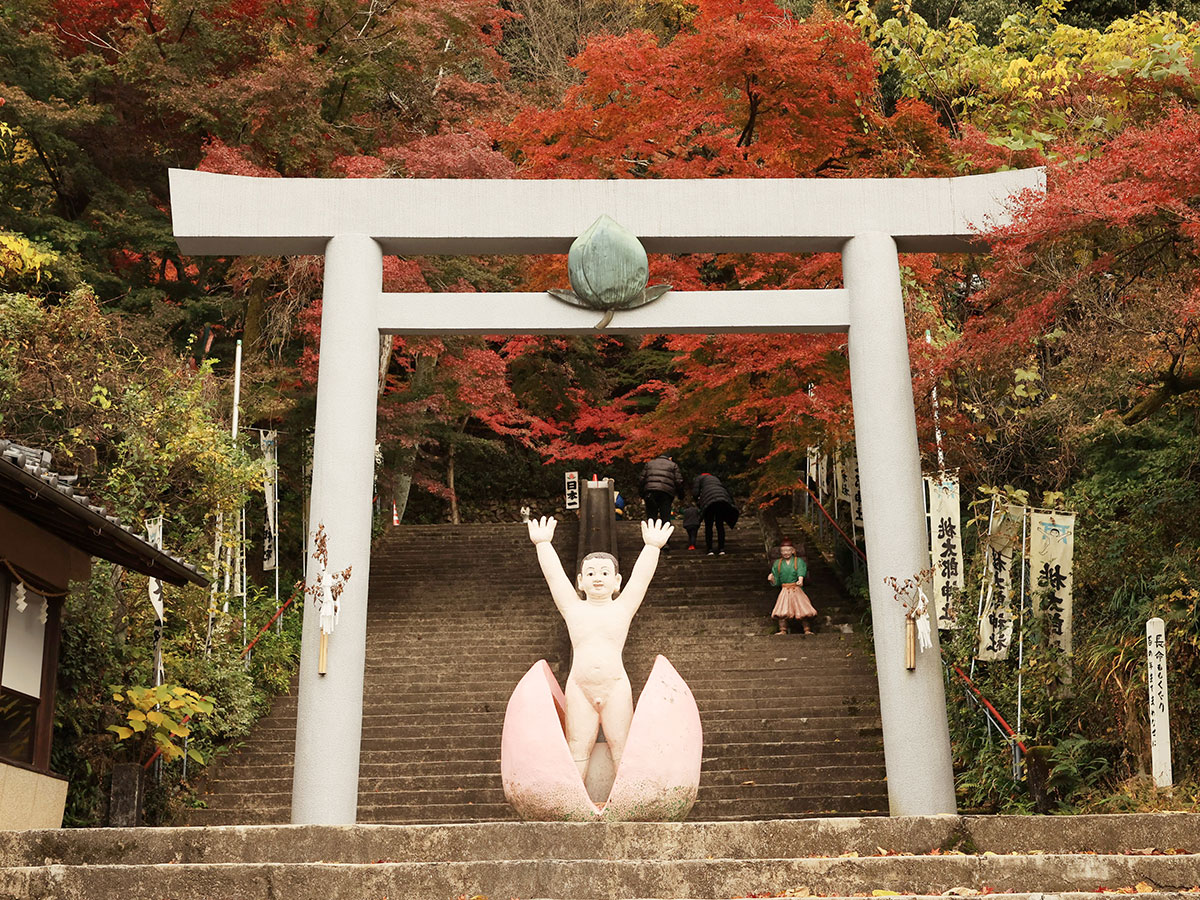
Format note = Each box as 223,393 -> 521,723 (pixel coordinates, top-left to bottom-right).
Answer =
528,516 -> 578,614
616,519 -> 673,616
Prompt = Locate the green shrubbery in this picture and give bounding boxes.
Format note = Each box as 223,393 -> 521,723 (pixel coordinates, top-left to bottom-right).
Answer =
942,407 -> 1200,813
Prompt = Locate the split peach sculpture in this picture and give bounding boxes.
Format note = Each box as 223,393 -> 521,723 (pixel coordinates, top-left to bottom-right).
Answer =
501,517 -> 702,821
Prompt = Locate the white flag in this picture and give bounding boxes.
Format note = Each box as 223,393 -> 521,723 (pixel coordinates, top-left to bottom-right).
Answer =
976,504 -> 1023,661
924,475 -> 964,629
146,516 -> 165,688
845,456 -> 863,528
261,430 -> 279,571
1029,511 -> 1075,655
146,517 -> 165,623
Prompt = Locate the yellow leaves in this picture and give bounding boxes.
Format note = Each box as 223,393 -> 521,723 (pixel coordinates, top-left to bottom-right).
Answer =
106,682 -> 215,763
0,231 -> 57,283
846,1 -> 1200,146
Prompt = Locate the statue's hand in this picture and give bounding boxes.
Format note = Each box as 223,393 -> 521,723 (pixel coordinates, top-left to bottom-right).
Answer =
641,518 -> 674,548
527,515 -> 557,544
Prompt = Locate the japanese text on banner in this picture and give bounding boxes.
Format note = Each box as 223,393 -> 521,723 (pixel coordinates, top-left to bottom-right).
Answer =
261,430 -> 279,572
924,475 -> 963,629
1029,511 -> 1075,655
976,504 -> 1023,661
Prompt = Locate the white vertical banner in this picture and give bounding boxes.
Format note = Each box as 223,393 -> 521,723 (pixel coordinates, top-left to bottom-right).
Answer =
924,474 -> 963,629
819,451 -> 831,500
976,504 -> 1024,661
1029,511 -> 1075,654
834,456 -> 846,503
564,471 -> 580,510
261,430 -> 279,572
846,456 -> 863,528
146,516 -> 165,687
806,446 -> 819,495
1146,617 -> 1172,788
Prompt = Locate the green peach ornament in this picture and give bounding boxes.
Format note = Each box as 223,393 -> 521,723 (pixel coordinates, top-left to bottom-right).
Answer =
548,215 -> 671,328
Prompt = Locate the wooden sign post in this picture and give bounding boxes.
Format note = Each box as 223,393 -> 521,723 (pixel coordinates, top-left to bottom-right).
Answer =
1146,617 -> 1172,788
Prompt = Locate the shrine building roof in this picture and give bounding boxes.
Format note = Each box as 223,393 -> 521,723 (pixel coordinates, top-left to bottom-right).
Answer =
0,440 -> 208,587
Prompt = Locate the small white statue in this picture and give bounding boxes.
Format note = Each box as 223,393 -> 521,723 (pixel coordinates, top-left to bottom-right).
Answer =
527,515 -> 673,780
915,587 -> 933,652
520,505 -> 531,523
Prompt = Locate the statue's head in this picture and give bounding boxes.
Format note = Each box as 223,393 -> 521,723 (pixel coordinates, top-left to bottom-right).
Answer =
577,551 -> 621,601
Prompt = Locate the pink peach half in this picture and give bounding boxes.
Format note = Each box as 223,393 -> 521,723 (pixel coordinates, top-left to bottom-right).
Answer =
500,656 -> 702,822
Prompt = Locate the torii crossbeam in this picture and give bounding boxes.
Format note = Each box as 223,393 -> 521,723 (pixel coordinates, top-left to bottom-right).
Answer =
170,167 -> 1045,823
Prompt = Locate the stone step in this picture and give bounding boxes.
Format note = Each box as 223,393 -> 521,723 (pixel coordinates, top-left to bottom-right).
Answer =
12,814 -> 1185,866
262,676 -> 880,703
199,773 -> 892,812
227,720 -> 883,748
259,681 -> 880,710
204,744 -> 886,776
359,659 -> 876,679
196,763 -> 887,797
8,849 -> 1197,899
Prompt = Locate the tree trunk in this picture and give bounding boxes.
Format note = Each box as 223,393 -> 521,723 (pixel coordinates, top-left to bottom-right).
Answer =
242,274 -> 269,353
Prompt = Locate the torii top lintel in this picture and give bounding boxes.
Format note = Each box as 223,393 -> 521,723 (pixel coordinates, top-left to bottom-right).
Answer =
169,168 -> 1045,257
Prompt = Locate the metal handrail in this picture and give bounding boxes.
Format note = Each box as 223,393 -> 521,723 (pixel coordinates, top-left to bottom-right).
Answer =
952,665 -> 1027,754
797,482 -> 867,564
952,664 -> 1026,781
143,595 -> 297,771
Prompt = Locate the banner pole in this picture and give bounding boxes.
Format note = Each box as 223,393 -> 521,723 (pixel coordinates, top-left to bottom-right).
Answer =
970,495 -> 997,679
926,331 -> 946,474
1015,507 -> 1028,776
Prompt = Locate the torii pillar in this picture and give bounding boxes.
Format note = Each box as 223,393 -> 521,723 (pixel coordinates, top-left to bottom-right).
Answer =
170,167 -> 1045,822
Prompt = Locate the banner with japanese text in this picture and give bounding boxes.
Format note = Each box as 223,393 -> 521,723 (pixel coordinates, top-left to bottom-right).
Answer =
146,516 -> 165,687
1029,511 -> 1075,655
261,430 -> 279,572
924,475 -> 963,629
846,456 -> 863,528
976,504 -> 1024,661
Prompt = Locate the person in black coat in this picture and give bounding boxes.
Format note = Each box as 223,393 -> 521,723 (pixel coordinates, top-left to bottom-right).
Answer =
692,472 -> 737,555
638,454 -> 684,550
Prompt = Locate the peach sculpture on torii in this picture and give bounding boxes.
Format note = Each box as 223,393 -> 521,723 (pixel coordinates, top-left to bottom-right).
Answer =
501,515 -> 703,821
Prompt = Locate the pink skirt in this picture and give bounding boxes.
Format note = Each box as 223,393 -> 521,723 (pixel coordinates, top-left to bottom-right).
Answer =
772,583 -> 817,620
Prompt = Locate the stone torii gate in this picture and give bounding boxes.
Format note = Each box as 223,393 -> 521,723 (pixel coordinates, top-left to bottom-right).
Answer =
170,167 -> 1045,824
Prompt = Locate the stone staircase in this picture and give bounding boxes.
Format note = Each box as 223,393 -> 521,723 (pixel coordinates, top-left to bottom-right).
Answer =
184,517 -> 886,825
4,814 -> 1199,898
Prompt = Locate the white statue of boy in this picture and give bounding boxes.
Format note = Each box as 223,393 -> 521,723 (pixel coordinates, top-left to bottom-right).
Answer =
527,515 -> 673,780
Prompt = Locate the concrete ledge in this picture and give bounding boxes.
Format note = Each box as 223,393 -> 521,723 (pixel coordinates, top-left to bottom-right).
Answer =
2,853 -> 1199,900
3,814 -> 1198,867
0,763 -> 67,832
